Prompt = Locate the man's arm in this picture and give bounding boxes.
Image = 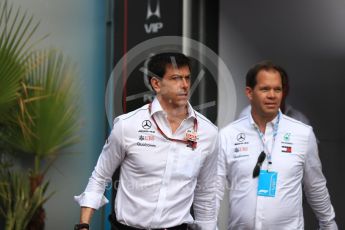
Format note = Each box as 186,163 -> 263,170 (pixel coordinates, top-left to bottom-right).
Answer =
74,118 -> 125,225
193,134 -> 218,230
216,132 -> 227,216
303,128 -> 337,230
79,207 -> 95,225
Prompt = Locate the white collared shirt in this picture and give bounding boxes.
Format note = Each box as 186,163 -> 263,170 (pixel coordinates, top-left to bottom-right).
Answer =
75,97 -> 218,229
217,113 -> 337,230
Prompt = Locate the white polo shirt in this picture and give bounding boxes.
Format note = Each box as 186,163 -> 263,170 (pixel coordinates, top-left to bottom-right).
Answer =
75,97 -> 218,229
217,113 -> 337,230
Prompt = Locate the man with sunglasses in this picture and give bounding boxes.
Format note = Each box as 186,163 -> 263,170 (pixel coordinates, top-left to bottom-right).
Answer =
74,52 -> 218,230
217,61 -> 337,229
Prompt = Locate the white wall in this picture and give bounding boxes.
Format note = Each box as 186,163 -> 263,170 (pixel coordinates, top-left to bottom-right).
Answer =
8,0 -> 106,229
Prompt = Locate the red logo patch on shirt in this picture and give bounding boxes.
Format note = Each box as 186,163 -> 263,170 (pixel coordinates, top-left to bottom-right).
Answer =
282,146 -> 292,153
139,135 -> 155,141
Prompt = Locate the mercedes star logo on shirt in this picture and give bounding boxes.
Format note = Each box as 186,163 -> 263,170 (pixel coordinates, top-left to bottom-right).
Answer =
142,120 -> 152,129
237,133 -> 246,142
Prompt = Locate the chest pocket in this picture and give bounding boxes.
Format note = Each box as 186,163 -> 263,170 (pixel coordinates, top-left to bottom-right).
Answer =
174,147 -> 202,179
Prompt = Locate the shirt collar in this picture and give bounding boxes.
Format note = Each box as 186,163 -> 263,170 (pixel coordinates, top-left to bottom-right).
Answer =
150,97 -> 196,119
249,110 -> 281,128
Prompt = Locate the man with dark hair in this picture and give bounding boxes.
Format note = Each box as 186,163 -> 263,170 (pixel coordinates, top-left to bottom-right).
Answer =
74,52 -> 218,230
147,52 -> 191,81
217,61 -> 337,229
238,60 -> 310,124
245,61 -> 288,90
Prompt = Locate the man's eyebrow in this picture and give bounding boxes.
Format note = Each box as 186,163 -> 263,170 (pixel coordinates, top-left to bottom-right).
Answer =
139,67 -> 162,79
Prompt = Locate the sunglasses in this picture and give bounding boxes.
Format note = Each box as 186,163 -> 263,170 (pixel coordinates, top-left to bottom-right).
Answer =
253,151 -> 266,178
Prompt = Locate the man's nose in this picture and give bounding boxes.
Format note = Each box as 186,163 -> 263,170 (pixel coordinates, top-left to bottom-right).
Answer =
181,78 -> 189,88
267,89 -> 276,98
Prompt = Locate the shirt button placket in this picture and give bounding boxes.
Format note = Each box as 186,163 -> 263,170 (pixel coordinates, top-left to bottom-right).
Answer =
150,142 -> 175,227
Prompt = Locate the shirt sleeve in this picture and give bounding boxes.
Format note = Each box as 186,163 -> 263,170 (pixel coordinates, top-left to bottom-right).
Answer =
216,130 -> 228,217
193,133 -> 218,230
74,117 -> 126,210
302,128 -> 338,230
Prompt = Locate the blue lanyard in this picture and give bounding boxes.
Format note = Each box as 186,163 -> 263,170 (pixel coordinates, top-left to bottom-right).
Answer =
253,111 -> 281,170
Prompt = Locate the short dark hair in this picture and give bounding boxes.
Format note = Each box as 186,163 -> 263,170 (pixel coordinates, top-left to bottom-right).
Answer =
246,60 -> 289,94
147,52 -> 191,80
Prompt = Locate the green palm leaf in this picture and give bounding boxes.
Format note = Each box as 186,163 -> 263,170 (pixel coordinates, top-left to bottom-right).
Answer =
6,49 -> 80,173
0,1 -> 45,122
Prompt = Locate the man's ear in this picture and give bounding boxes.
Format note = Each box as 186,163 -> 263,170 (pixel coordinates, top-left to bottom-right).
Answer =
150,77 -> 160,93
245,86 -> 253,101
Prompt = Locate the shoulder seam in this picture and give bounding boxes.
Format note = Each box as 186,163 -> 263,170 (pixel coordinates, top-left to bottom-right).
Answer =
122,107 -> 148,120
195,113 -> 217,129
231,116 -> 248,125
283,115 -> 310,128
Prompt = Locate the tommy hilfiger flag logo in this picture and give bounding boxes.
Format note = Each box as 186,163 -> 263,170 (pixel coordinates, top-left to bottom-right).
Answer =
282,146 -> 292,153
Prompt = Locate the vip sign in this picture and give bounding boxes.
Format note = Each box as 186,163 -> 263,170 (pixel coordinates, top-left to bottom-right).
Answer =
144,0 -> 164,34
145,23 -> 163,34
